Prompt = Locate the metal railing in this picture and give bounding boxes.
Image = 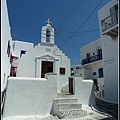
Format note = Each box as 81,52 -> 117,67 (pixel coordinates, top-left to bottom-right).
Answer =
81,54 -> 102,65
101,11 -> 118,32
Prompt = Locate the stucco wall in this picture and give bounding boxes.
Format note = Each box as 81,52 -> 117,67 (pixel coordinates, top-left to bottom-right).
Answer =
1,0 -> 12,91
72,76 -> 96,107
98,0 -> 118,103
101,35 -> 118,103
12,40 -> 34,57
98,0 -> 118,35
17,44 -> 70,78
3,75 -> 57,118
80,39 -> 101,60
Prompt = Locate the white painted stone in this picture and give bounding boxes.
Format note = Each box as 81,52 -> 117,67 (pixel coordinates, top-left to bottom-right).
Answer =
1,0 -> 12,91
72,76 -> 96,107
98,0 -> 118,103
3,75 -> 57,118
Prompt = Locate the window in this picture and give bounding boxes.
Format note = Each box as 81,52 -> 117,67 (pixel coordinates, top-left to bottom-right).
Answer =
86,53 -> 90,62
60,68 -> 65,74
97,49 -> 102,59
98,68 -> 104,78
7,40 -> 11,57
93,72 -> 96,76
46,28 -> 51,36
20,50 -> 26,57
76,67 -> 80,69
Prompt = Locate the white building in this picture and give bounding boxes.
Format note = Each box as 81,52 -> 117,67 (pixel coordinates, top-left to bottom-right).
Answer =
17,22 -> 71,92
2,20 -> 95,119
98,0 -> 118,103
71,65 -> 81,75
1,0 -> 12,92
80,0 -> 118,104
1,1 -> 96,119
80,39 -> 104,99
10,40 -> 34,77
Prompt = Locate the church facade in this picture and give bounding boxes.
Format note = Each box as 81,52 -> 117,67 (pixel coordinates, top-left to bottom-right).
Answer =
16,20 -> 70,92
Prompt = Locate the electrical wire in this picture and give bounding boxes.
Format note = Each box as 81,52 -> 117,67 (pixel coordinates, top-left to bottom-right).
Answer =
56,31 -> 80,52
59,0 -> 103,49
55,29 -> 99,33
57,0 -> 87,29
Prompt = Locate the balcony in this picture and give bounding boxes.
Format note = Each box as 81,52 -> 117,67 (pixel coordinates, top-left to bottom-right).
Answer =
101,11 -> 118,37
81,54 -> 102,65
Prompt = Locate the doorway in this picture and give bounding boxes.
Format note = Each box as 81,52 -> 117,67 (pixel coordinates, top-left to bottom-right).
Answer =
41,61 -> 53,78
69,77 -> 73,95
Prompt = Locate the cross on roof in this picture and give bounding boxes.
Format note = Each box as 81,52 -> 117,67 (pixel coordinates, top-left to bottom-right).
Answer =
46,19 -> 52,24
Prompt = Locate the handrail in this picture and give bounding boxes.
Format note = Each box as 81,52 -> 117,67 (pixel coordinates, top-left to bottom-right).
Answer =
101,11 -> 118,32
81,54 -> 102,65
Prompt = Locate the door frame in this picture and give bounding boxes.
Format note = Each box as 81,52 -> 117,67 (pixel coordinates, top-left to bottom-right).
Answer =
41,61 -> 53,78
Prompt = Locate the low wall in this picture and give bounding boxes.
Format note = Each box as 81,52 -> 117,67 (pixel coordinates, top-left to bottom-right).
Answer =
3,75 -> 57,118
72,76 -> 96,107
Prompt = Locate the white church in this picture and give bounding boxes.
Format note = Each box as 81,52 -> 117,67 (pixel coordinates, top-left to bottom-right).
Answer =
2,0 -> 118,119
1,1 -> 95,118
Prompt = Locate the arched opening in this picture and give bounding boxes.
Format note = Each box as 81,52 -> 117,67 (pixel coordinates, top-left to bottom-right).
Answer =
46,28 -> 51,42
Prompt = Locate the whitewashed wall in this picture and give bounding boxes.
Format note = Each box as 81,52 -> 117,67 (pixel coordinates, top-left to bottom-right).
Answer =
97,78 -> 105,98
3,75 -> 57,118
72,76 -> 96,107
12,40 -> 34,57
1,0 -> 12,91
17,44 -> 70,92
80,39 -> 103,80
80,39 -> 101,60
71,65 -> 81,75
98,0 -> 118,35
98,0 -> 118,103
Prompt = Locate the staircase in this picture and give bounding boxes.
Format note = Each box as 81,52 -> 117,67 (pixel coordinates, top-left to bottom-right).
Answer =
52,93 -> 87,119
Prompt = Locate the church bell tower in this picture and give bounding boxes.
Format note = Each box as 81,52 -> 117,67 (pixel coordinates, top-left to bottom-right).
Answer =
41,19 -> 54,44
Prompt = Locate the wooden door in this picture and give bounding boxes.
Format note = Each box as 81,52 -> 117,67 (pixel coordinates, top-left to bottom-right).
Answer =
41,61 -> 53,78
69,78 -> 73,95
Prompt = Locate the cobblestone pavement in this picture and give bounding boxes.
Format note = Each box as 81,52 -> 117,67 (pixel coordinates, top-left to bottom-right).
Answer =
2,106 -> 118,120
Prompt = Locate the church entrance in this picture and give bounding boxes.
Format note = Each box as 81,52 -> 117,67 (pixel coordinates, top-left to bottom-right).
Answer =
41,61 -> 53,78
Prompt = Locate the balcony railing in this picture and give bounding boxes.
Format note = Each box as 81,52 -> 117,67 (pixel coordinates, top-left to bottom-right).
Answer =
81,54 -> 102,65
101,11 -> 118,32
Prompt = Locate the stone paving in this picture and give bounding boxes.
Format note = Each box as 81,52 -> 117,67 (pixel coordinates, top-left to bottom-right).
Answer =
2,109 -> 117,120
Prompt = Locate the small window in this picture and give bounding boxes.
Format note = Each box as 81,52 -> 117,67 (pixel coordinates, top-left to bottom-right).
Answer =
76,67 -> 80,69
60,68 -> 65,74
7,40 -> 11,57
20,50 -> 26,57
98,68 -> 104,78
93,72 -> 96,76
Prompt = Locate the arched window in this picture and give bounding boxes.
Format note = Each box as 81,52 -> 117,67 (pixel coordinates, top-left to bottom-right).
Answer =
46,28 -> 51,37
46,28 -> 51,42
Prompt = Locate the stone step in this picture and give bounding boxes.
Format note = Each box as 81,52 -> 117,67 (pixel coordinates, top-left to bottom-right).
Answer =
58,109 -> 87,119
54,98 -> 78,104
57,93 -> 75,98
57,103 -> 82,110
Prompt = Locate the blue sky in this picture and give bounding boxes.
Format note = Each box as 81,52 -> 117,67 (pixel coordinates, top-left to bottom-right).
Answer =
6,0 -> 111,65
